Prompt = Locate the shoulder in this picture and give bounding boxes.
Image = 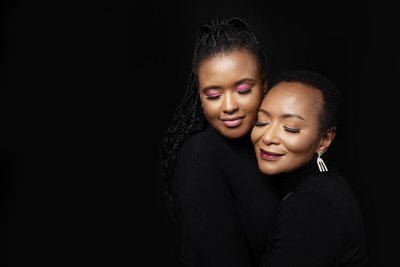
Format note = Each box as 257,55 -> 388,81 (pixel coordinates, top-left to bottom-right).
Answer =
294,171 -> 358,203
173,127 -> 226,181
178,127 -> 221,162
281,192 -> 336,219
313,172 -> 360,208
173,128 -> 233,194
274,192 -> 340,245
284,171 -> 363,222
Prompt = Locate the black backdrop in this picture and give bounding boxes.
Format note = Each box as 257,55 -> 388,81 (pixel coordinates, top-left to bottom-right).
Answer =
1,0 -> 398,266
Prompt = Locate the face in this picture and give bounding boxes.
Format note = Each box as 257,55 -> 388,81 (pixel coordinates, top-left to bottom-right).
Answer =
198,49 -> 266,139
251,81 -> 334,175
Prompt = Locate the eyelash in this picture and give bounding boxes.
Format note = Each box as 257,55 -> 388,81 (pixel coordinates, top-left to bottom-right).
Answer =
283,126 -> 300,133
253,121 -> 301,133
206,88 -> 252,100
238,88 -> 252,94
253,121 -> 269,127
206,95 -> 220,100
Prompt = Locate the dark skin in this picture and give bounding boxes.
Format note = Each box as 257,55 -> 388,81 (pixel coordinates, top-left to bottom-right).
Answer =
252,81 -> 336,176
198,48 -> 267,139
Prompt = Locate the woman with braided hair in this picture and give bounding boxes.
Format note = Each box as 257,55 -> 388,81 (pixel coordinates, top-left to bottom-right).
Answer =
159,17 -> 279,267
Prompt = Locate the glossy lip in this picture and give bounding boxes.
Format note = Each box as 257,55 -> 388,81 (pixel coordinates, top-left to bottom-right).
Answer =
221,116 -> 245,128
259,148 -> 284,161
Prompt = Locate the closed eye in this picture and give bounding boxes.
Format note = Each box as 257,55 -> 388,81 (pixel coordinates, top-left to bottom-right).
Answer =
204,88 -> 221,100
237,88 -> 252,94
206,95 -> 220,100
253,121 -> 270,127
283,126 -> 300,133
237,83 -> 253,94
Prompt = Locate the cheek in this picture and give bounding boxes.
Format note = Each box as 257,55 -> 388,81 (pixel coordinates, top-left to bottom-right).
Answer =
201,101 -> 221,119
239,96 -> 262,115
251,128 -> 262,145
284,135 -> 319,156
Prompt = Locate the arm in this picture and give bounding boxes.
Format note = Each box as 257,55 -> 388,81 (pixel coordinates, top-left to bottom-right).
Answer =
174,161 -> 253,267
260,194 -> 339,267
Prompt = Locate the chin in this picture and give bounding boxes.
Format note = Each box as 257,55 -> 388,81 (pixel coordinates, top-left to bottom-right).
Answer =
258,163 -> 282,176
224,132 -> 246,139
260,169 -> 278,176
219,127 -> 249,139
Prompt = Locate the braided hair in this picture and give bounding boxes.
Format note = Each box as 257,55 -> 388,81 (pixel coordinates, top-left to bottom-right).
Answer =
159,16 -> 267,207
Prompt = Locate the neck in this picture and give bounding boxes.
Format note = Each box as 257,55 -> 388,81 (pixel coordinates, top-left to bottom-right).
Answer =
274,160 -> 317,198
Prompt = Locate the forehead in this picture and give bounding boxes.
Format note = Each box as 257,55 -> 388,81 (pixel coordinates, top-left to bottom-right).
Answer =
198,49 -> 259,77
263,81 -> 323,117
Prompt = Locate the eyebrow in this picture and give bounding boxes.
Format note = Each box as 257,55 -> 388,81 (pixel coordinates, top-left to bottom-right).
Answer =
258,108 -> 305,121
201,78 -> 256,92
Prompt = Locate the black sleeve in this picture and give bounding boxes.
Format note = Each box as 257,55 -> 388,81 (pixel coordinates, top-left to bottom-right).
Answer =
261,193 -> 340,267
174,160 -> 252,267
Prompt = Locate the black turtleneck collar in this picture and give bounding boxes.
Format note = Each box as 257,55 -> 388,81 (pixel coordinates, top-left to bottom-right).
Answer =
274,159 -> 320,199
209,125 -> 254,156
274,156 -> 338,199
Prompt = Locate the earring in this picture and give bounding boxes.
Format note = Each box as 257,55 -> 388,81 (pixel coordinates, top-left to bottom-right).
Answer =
316,151 -> 328,172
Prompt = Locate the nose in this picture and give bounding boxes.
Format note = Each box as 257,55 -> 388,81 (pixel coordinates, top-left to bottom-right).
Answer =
261,123 -> 281,145
222,92 -> 239,114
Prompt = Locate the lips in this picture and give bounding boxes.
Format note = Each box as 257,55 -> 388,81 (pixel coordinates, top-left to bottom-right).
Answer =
259,148 -> 284,160
221,116 -> 245,128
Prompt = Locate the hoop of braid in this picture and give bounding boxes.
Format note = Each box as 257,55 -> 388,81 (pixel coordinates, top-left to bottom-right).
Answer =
159,16 -> 265,211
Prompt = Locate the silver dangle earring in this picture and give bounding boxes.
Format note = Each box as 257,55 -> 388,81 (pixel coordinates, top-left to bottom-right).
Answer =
317,151 -> 328,172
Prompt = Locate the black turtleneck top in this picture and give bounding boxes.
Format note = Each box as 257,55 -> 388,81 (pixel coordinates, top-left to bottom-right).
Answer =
260,160 -> 368,267
173,126 -> 280,267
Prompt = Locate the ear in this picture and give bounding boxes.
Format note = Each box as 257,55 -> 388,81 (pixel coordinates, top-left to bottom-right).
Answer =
317,127 -> 336,154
